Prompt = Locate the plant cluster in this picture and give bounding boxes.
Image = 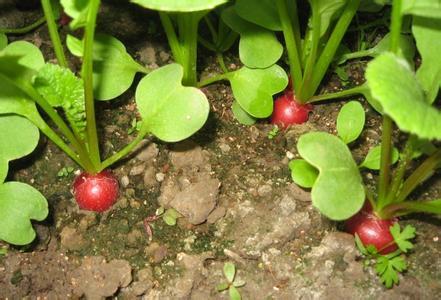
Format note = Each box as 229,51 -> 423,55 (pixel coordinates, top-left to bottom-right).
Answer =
0,0 -> 441,290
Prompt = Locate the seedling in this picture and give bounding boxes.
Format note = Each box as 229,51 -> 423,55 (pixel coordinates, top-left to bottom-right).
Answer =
216,262 -> 245,300
0,0 -> 208,244
143,207 -> 182,241
355,224 -> 416,288
57,166 -> 74,177
290,0 -> 441,287
268,126 -> 280,140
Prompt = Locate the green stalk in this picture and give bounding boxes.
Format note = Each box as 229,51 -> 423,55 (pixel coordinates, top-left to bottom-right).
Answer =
307,0 -> 360,101
0,16 -> 46,34
81,0 -> 101,171
204,15 -> 218,42
41,0 -> 68,68
178,13 -> 200,86
216,53 -> 228,74
159,13 -> 183,64
308,84 -> 368,103
100,127 -> 150,171
298,2 -> 321,101
197,73 -> 229,88
276,0 -> 303,98
376,0 -> 402,210
395,149 -> 441,203
337,48 -> 374,63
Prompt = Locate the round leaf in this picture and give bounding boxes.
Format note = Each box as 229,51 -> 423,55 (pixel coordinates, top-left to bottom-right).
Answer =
223,262 -> 236,283
131,0 -> 228,12
366,52 -> 441,140
0,115 -> 40,183
298,132 -> 365,220
135,64 -> 209,142
227,65 -> 288,118
0,182 -> 48,245
337,101 -> 365,144
235,0 -> 281,31
2,41 -> 45,71
360,145 -> 400,170
229,286 -> 242,300
289,159 -> 319,188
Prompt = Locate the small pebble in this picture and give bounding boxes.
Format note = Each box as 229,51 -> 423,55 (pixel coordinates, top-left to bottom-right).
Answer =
156,172 -> 165,182
286,151 -> 295,160
120,175 -> 130,187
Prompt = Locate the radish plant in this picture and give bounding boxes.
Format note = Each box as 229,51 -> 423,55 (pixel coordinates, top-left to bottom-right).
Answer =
131,0 -> 289,126
290,0 -> 441,287
0,0 -> 209,243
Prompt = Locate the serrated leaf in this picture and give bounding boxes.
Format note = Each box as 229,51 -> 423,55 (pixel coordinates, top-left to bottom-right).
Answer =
235,0 -> 281,31
131,0 -> 228,12
337,101 -> 365,144
0,115 -> 40,183
360,145 -> 400,170
60,0 -> 89,29
376,255 -> 406,288
0,182 -> 48,245
221,7 -> 283,68
229,286 -> 242,300
297,132 -> 365,220
413,17 -> 441,104
67,34 -> 145,100
223,262 -> 236,283
216,282 -> 229,292
366,52 -> 441,140
390,224 -> 415,253
231,101 -> 256,125
34,63 -> 86,138
289,159 -> 319,188
227,65 -> 288,118
0,33 -> 7,50
135,64 -> 209,142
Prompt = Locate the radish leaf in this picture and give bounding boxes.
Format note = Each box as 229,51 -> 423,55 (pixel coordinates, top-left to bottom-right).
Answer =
229,286 -> 242,300
235,0 -> 281,31
221,7 -> 283,68
289,159 -> 319,188
360,145 -> 399,170
223,262 -> 236,283
390,224 -> 415,253
131,0 -> 228,12
227,65 -> 288,118
297,132 -> 365,220
337,101 -> 365,144
60,0 -> 89,30
376,254 -> 406,288
402,0 -> 441,18
366,52 -> 441,140
231,101 -> 256,125
0,182 -> 48,245
135,64 -> 209,142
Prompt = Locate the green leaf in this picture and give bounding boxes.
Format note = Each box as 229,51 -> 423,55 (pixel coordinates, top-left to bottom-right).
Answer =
376,255 -> 406,288
0,115 -> 40,183
390,224 -> 415,253
0,33 -> 7,50
227,65 -> 288,118
0,182 -> 48,245
233,279 -> 246,288
1,41 -> 45,71
216,282 -> 230,292
360,145 -> 399,170
221,7 -> 283,68
312,0 -> 347,37
413,17 -> 441,104
162,208 -> 181,226
402,0 -> 441,18
60,0 -> 89,29
67,34 -> 145,100
366,52 -> 441,140
359,0 -> 389,12
396,199 -> 441,215
135,64 -> 209,142
33,63 -> 86,138
235,0 -> 281,31
231,101 -> 256,125
297,132 -> 365,220
228,286 -> 242,300
354,233 -> 368,255
289,159 -> 319,188
409,136 -> 437,159
223,262 -> 236,283
131,0 -> 228,12
337,101 -> 365,144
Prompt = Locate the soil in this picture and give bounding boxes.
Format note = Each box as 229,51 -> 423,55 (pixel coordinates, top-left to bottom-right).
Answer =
1,1 -> 441,299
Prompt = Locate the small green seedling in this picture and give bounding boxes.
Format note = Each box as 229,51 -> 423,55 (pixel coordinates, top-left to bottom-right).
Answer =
128,118 -> 142,135
57,166 -> 75,177
355,224 -> 416,288
155,207 -> 182,226
267,125 -> 280,140
217,262 -> 246,300
0,246 -> 8,256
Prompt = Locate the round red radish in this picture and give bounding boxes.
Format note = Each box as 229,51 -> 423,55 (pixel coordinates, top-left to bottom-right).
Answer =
345,204 -> 398,254
72,170 -> 119,212
271,93 -> 313,128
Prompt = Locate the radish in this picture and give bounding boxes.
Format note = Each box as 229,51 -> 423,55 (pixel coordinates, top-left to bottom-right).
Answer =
271,92 -> 313,128
345,203 -> 398,254
72,170 -> 119,212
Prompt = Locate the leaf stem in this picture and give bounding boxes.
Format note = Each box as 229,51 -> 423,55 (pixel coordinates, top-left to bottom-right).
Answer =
197,73 -> 229,88
216,53 -> 228,74
275,0 -> 303,99
308,84 -> 367,103
81,0 -> 101,171
178,13 -> 201,86
0,16 -> 46,34
307,0 -> 360,101
159,12 -> 183,63
41,0 -> 68,68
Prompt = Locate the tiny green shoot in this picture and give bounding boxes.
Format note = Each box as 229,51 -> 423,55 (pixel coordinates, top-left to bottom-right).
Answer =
217,262 -> 246,300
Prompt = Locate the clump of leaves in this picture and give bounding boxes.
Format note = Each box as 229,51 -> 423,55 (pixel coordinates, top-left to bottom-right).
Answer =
57,166 -> 75,177
217,262 -> 246,300
356,224 -> 416,288
155,207 -> 182,226
267,125 -> 280,139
